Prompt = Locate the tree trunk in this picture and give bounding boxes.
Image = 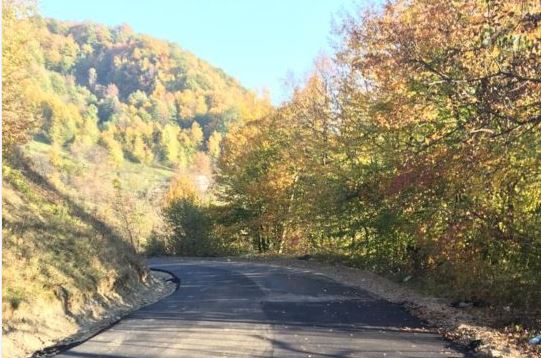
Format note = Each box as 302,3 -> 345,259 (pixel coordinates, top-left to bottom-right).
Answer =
278,173 -> 299,254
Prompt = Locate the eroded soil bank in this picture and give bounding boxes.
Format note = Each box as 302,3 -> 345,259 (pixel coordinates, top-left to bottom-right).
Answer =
4,270 -> 176,358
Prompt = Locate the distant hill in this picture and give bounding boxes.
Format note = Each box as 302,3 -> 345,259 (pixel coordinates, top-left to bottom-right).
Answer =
32,18 -> 270,166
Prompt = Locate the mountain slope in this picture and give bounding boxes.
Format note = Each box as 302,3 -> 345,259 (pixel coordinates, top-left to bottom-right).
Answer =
2,158 -> 149,358
35,18 -> 270,167
2,2 -> 270,357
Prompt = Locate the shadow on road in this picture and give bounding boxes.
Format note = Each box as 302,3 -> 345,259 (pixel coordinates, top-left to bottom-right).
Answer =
59,262 -> 469,358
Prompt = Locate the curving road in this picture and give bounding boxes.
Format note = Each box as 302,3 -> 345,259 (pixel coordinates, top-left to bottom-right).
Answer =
58,259 -> 466,357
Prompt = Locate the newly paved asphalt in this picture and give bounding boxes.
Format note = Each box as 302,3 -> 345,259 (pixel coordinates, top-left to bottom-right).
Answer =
58,259 -> 466,357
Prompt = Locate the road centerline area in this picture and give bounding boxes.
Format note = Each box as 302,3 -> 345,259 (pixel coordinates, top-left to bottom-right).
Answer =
58,260 -> 466,358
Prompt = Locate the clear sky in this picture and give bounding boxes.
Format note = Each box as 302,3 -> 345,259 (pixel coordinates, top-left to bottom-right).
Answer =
39,0 -> 368,104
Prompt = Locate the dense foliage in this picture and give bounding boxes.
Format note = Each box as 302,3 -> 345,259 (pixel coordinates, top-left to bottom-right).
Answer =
2,0 -> 40,153
4,3 -> 269,166
212,0 -> 541,313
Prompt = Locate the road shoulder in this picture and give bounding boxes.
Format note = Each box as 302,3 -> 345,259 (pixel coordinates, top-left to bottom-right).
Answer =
229,256 -> 531,358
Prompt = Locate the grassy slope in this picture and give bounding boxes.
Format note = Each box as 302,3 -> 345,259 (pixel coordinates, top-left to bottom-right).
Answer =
26,140 -> 176,250
26,140 -> 175,197
1,153 -> 156,358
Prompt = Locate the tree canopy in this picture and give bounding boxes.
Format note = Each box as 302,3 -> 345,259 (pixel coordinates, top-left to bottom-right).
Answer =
212,0 -> 541,310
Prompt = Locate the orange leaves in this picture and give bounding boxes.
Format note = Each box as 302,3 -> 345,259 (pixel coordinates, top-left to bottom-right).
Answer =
341,0 -> 541,137
208,0 -> 541,309
164,175 -> 200,205
2,0 -> 41,154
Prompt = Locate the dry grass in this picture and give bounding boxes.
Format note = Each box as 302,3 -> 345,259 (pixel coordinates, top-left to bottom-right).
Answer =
2,161 -> 149,358
26,140 -> 174,251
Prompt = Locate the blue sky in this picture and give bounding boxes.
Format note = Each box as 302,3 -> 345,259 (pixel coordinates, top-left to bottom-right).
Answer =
39,0 -> 371,104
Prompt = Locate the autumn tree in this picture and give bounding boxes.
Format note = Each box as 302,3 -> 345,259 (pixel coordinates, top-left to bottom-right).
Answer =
213,0 -> 541,310
2,0 -> 40,154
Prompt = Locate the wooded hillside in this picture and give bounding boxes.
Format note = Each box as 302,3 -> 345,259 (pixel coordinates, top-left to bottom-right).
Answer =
2,1 -> 268,356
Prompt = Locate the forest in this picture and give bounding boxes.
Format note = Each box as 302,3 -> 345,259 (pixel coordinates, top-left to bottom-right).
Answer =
2,0 -> 540,355
162,0 -> 541,314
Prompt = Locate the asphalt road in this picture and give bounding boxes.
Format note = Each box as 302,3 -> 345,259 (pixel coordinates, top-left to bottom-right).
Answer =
57,259 -> 466,358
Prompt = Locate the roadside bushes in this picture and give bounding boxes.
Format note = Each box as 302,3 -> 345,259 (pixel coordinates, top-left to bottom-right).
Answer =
163,198 -> 214,256
147,174 -> 224,256
146,198 -> 236,257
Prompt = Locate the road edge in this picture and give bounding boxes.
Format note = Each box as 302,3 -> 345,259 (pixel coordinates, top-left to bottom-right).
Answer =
230,256 -> 525,358
30,268 -> 180,357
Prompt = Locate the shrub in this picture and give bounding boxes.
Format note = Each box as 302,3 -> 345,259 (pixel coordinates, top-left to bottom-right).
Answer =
163,198 -> 214,256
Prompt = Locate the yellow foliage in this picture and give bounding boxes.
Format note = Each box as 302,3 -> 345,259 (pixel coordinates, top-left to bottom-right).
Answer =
164,175 -> 200,204
2,0 -> 40,153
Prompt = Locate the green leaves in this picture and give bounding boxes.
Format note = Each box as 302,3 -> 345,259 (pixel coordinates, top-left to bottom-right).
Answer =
163,198 -> 213,256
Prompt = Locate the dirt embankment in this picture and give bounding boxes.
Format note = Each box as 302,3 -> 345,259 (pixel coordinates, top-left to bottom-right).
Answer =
3,270 -> 176,358
2,165 -> 176,358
